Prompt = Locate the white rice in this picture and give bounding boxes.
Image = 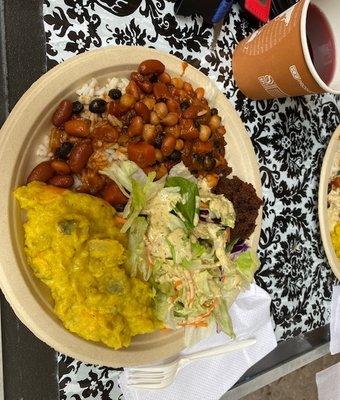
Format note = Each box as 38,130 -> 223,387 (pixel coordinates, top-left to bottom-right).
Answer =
76,77 -> 129,105
36,134 -> 52,160
36,77 -> 129,162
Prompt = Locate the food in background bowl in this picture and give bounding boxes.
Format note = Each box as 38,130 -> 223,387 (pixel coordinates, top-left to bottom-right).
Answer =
328,151 -> 340,258
15,58 -> 262,350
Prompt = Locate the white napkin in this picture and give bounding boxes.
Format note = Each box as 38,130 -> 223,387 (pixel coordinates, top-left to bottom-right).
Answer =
119,284 -> 277,400
330,286 -> 340,355
316,362 -> 340,400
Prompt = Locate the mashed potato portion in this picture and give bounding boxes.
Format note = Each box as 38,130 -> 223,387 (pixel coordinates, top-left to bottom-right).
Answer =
15,182 -> 160,349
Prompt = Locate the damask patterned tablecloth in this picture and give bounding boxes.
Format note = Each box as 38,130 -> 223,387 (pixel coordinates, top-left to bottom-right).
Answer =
43,1 -> 340,399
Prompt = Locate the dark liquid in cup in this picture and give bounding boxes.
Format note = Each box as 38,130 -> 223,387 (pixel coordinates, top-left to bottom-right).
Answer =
306,3 -> 336,86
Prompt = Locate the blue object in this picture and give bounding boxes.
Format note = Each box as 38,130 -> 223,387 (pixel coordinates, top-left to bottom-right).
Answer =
174,0 -> 235,24
211,0 -> 235,23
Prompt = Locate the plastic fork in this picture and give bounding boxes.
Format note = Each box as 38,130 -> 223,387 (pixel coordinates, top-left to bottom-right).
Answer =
126,338 -> 256,389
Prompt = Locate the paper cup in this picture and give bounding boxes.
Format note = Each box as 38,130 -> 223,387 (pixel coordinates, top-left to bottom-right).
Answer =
232,0 -> 340,99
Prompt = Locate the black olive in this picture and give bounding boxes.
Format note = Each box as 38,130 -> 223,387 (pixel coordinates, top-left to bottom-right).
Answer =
194,119 -> 201,129
89,98 -> 107,114
149,74 -> 158,83
115,204 -> 125,213
108,88 -> 122,100
180,100 -> 190,110
154,133 -> 165,149
54,142 -> 73,160
210,108 -> 218,115
203,153 -> 216,171
72,101 -> 84,114
168,150 -> 182,162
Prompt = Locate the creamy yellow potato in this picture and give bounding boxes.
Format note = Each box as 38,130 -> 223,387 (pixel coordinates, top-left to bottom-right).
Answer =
15,182 -> 160,349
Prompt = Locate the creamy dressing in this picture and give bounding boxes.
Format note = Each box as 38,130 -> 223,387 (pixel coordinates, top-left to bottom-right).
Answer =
144,189 -> 183,259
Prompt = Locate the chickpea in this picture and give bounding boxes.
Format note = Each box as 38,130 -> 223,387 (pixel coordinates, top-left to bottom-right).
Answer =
120,93 -> 136,108
155,149 -> 164,162
142,124 -> 156,143
175,139 -> 184,151
165,125 -> 181,138
171,77 -> 184,89
150,111 -> 160,125
156,164 -> 168,179
161,134 -> 176,157
142,96 -> 156,111
209,115 -> 221,130
206,173 -> 219,189
159,72 -> 171,84
195,87 -> 205,100
183,81 -> 194,93
127,116 -> 143,137
161,112 -> 179,127
154,102 -> 168,119
199,125 -> 211,142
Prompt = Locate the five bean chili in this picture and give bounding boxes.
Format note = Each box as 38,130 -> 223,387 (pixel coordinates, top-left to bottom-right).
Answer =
27,59 -> 233,209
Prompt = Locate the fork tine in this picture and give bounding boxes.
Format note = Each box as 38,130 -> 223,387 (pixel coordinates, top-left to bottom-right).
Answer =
128,371 -> 174,379
129,362 -> 177,373
128,376 -> 174,389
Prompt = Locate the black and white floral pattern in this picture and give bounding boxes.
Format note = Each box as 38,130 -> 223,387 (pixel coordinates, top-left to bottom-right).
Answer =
43,1 -> 340,398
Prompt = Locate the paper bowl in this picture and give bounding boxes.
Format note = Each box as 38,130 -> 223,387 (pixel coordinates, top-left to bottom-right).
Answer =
319,125 -> 340,280
0,46 -> 262,367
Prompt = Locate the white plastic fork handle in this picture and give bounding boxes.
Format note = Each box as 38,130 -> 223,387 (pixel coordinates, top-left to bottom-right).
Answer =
181,338 -> 257,364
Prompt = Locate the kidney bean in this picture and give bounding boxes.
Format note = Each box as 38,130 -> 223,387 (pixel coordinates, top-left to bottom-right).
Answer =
136,80 -> 153,94
52,100 -> 73,127
92,122 -> 119,143
138,59 -> 165,76
153,82 -> 171,101
102,182 -> 128,206
107,101 -> 127,117
64,119 -> 91,137
135,102 -> 151,123
127,142 -> 156,167
69,142 -> 93,173
51,159 -> 71,175
166,98 -> 180,113
127,116 -> 143,137
27,161 -> 55,183
161,134 -> 176,157
48,175 -> 74,188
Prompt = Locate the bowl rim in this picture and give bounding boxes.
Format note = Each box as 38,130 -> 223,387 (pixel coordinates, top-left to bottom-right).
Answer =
318,125 -> 340,280
0,45 -> 263,367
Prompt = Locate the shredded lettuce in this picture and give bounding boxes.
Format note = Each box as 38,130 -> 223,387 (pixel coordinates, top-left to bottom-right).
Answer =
165,177 -> 199,231
235,251 -> 259,282
127,216 -> 150,280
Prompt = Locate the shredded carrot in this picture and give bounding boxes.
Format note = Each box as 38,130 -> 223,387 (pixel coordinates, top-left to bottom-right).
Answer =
115,215 -> 126,225
174,280 -> 182,290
